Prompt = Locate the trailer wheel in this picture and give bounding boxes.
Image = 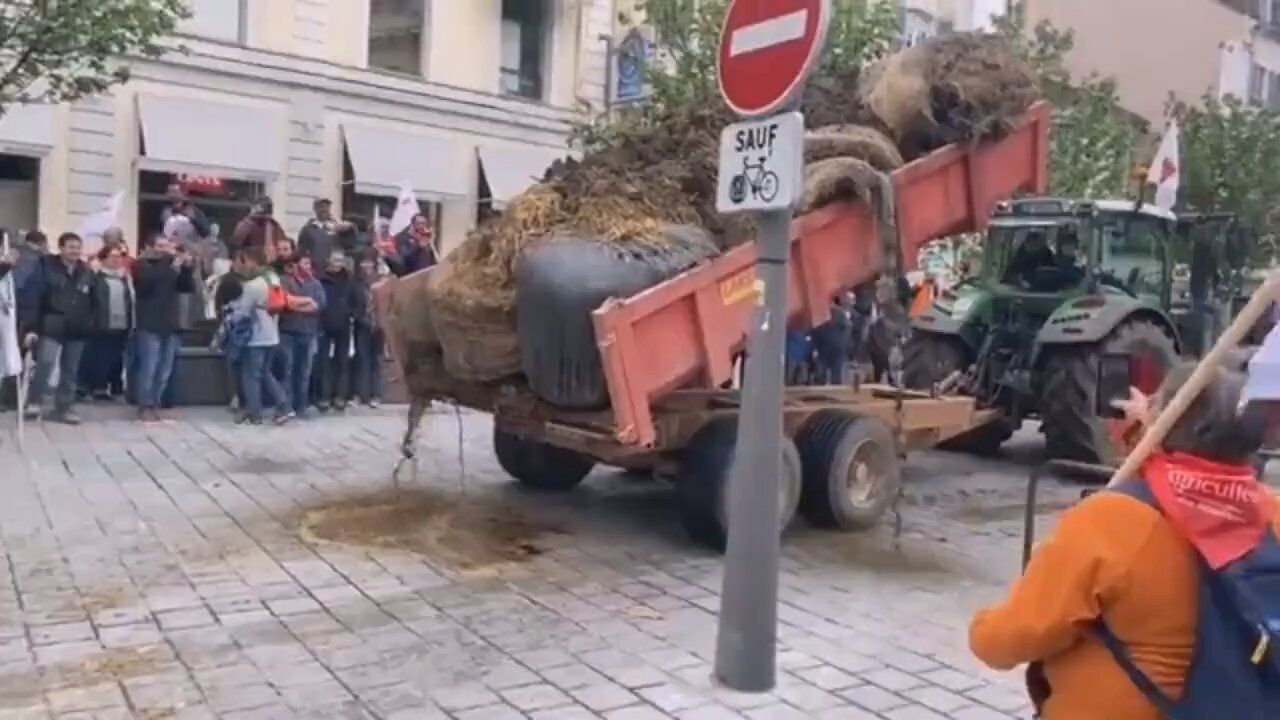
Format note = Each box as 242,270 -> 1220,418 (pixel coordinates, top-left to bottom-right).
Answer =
796,411 -> 902,531
493,427 -> 596,491
677,417 -> 802,552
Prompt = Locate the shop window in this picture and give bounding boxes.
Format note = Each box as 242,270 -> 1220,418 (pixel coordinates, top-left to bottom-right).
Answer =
501,0 -> 547,100
179,0 -> 249,44
368,0 -> 427,76
137,170 -> 263,250
0,154 -> 39,238
341,151 -> 441,252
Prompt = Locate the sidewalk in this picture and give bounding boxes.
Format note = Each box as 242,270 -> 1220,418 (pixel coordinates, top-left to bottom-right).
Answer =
0,405 -> 1038,719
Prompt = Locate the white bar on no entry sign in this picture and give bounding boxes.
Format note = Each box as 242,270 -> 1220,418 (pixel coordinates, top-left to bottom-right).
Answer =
729,9 -> 808,57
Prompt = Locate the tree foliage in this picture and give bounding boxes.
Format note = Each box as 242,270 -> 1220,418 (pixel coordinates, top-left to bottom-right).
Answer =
1171,94 -> 1280,260
993,3 -> 1141,199
576,0 -> 899,152
0,0 -> 188,111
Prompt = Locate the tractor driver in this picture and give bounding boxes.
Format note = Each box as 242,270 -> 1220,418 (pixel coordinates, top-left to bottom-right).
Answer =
1051,229 -> 1086,289
1005,230 -> 1055,288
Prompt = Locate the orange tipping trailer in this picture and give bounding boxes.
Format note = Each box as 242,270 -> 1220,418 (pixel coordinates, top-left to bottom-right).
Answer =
380,103 -> 1051,549
591,102 -> 1050,451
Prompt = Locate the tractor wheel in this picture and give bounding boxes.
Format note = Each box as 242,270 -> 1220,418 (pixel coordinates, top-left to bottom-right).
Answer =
1040,320 -> 1178,467
493,427 -> 596,491
676,417 -> 802,552
902,332 -> 1012,455
795,411 -> 902,531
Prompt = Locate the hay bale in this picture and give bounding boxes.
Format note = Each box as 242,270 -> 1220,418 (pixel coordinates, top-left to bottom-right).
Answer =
805,125 -> 904,172
860,33 -> 1038,159
860,45 -> 934,146
428,261 -> 523,383
800,156 -> 881,215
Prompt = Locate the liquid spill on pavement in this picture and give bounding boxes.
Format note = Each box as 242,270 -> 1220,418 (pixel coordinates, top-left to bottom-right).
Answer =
295,489 -> 567,574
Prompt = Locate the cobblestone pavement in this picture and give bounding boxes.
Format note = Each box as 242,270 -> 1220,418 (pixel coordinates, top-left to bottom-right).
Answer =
0,403 -> 1093,720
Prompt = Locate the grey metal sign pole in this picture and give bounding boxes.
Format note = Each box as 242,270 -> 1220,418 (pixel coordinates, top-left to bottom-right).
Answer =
711,0 -> 829,693
714,208 -> 791,691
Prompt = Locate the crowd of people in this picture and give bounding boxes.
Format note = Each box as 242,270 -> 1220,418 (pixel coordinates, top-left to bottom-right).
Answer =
0,185 -> 439,425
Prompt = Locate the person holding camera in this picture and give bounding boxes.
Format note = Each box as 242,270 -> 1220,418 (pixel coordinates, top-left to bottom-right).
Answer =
131,235 -> 196,422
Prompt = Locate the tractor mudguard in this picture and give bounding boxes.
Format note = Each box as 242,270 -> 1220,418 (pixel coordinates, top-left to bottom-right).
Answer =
911,285 -> 991,341
1036,293 -> 1181,350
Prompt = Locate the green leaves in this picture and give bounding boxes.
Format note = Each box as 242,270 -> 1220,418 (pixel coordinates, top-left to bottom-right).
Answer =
0,0 -> 188,111
576,0 -> 900,153
1172,94 -> 1280,263
994,1 -> 1141,199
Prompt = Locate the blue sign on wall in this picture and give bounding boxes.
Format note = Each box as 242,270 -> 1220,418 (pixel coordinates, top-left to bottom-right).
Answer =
615,29 -> 650,105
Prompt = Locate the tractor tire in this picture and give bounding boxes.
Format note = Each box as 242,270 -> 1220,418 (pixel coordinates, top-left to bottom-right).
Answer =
1040,320 -> 1178,467
676,417 -> 802,552
493,427 -> 596,492
902,332 -> 1011,455
795,411 -> 902,531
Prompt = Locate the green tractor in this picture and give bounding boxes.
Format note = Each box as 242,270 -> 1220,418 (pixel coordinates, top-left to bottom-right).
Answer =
903,198 -> 1252,464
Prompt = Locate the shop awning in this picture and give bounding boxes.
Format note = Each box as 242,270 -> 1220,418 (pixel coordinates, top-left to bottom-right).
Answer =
0,103 -> 55,153
341,122 -> 470,200
137,93 -> 282,177
478,144 -> 567,205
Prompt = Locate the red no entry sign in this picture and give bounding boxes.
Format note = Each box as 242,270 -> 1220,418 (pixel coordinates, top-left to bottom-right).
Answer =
717,0 -> 831,118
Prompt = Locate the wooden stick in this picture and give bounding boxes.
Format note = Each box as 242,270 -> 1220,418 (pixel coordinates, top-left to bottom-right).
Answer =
1108,272 -> 1280,487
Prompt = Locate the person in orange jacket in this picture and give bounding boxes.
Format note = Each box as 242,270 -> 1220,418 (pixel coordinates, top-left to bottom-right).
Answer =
969,362 -> 1280,720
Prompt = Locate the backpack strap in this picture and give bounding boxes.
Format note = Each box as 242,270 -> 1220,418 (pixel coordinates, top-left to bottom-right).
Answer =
1090,622 -> 1184,718
1094,481 -> 1187,719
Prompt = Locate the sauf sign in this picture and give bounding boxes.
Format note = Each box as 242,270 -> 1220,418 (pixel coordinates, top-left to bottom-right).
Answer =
714,0 -> 826,213
717,112 -> 803,211
711,0 -> 830,695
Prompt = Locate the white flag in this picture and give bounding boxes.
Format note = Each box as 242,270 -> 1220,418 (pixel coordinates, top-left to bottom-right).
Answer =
387,182 -> 420,237
1146,121 -> 1180,211
0,234 -> 21,378
76,190 -> 125,245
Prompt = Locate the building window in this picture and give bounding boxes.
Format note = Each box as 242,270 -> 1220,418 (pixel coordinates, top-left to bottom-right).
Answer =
368,0 -> 426,76
1268,72 -> 1280,111
137,170 -> 263,251
341,151 -> 441,252
1250,63 -> 1268,105
0,155 -> 39,240
500,0 -> 546,100
179,0 -> 248,44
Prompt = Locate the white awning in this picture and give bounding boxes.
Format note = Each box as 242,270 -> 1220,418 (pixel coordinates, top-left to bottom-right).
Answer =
478,144 -> 566,204
0,103 -> 55,154
137,94 -> 282,177
341,122 -> 470,200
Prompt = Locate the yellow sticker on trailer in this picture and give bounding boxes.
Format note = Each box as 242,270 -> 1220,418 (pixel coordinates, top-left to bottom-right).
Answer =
720,269 -> 758,306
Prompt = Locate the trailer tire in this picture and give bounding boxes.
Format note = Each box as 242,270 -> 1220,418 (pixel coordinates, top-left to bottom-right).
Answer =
493,427 -> 596,492
902,332 -> 1011,455
796,411 -> 902,531
1040,319 -> 1177,467
677,417 -> 802,552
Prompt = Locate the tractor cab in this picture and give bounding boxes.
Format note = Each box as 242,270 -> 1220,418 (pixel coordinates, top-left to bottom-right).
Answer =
906,197 -> 1184,465
983,198 -> 1175,304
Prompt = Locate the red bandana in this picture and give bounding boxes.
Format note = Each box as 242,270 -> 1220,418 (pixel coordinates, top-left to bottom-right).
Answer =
1142,452 -> 1274,569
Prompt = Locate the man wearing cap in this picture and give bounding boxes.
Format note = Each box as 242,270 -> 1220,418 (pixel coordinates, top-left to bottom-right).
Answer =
298,198 -> 353,268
